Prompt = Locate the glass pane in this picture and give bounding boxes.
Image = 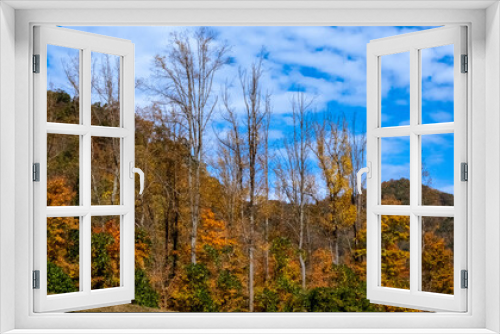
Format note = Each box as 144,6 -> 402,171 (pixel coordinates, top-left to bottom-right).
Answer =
47,134 -> 80,206
47,45 -> 80,124
92,216 -> 120,290
381,215 -> 410,290
381,52 -> 410,127
421,45 -> 454,124
91,52 -> 121,127
47,217 -> 80,294
422,217 -> 454,294
91,137 -> 120,205
381,136 -> 410,205
421,133 -> 454,206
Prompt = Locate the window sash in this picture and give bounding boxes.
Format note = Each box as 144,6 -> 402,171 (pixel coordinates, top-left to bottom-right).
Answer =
366,26 -> 467,312
33,26 -> 136,313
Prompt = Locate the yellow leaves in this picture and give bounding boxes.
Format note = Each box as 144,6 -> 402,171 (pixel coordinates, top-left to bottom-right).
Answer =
47,215 -> 79,281
199,208 -> 235,251
47,177 -> 77,206
421,220 -> 454,294
310,248 -> 335,288
381,215 -> 410,289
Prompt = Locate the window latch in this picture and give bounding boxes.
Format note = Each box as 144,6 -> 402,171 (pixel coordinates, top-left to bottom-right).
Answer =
129,162 -> 145,195
356,162 -> 372,195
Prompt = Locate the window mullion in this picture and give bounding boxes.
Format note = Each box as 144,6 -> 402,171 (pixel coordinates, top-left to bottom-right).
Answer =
82,47 -> 92,294
409,46 -> 420,294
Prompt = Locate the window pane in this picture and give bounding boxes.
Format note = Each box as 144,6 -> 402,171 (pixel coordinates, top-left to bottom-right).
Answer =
381,136 -> 410,205
421,217 -> 454,294
381,52 -> 410,127
381,215 -> 410,290
91,137 -> 120,205
47,45 -> 80,124
47,134 -> 80,206
421,133 -> 454,206
47,217 -> 80,294
91,216 -> 120,290
421,45 -> 454,124
91,52 -> 121,127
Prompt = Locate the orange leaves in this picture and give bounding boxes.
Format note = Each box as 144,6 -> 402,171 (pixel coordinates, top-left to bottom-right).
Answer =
421,218 -> 454,294
91,217 -> 121,289
47,177 -> 77,206
381,215 -> 410,289
47,216 -> 79,287
310,248 -> 335,288
199,208 -> 235,251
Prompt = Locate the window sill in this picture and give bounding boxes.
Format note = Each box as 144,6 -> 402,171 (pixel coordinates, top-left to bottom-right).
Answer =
4,329 -> 498,334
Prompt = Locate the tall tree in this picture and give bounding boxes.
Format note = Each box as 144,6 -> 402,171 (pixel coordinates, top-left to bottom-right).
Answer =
347,113 -> 366,261
314,116 -> 356,265
240,58 -> 269,311
150,28 -> 230,264
275,92 -> 313,290
262,102 -> 272,282
218,54 -> 270,311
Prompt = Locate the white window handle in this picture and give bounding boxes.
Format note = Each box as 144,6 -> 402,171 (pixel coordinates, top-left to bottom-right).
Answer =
356,162 -> 371,195
129,162 -> 145,195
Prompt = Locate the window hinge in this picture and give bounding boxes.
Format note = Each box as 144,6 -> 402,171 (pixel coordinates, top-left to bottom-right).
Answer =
461,270 -> 468,289
33,270 -> 40,289
33,54 -> 40,73
461,162 -> 468,182
33,163 -> 40,182
461,54 -> 468,73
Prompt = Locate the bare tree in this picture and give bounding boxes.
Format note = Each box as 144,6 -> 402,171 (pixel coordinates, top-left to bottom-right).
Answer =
89,54 -> 121,206
261,101 -> 272,283
240,59 -> 269,311
275,92 -> 313,290
218,54 -> 270,311
347,113 -> 366,261
149,28 -> 230,264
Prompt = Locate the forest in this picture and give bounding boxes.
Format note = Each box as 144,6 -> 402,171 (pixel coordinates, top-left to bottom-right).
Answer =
46,27 -> 454,312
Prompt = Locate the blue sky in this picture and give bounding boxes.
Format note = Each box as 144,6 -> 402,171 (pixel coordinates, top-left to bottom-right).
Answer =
47,26 -> 455,196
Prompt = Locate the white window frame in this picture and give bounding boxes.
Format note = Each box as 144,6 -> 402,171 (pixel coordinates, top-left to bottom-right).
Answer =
366,26 -> 467,312
33,26 -> 136,312
0,1 -> 499,333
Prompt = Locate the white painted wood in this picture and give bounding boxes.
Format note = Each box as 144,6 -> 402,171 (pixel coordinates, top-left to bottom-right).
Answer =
0,2 -> 17,333
9,5 -> 488,333
3,0 -> 497,10
366,26 -> 467,312
1,330 -> 498,334
46,123 -> 131,137
485,3 -> 500,333
33,26 -> 135,313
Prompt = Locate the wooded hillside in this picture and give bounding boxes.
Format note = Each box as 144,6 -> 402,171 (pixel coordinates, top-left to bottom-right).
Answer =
46,28 -> 454,312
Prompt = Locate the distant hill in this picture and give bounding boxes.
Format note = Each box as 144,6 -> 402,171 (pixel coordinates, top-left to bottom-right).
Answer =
381,178 -> 454,206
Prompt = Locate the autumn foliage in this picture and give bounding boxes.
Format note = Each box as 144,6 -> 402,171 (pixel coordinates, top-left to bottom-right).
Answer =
46,28 -> 454,312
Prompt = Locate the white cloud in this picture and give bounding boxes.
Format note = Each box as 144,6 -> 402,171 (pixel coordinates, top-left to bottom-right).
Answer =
426,110 -> 453,123
381,163 -> 410,181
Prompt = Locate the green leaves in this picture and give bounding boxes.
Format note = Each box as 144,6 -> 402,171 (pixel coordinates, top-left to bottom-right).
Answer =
47,261 -> 78,294
134,268 -> 159,308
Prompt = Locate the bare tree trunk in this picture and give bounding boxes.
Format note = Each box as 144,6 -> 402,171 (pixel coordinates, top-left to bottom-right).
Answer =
148,28 -> 229,265
111,172 -> 119,205
299,221 -> 306,289
334,227 -> 339,265
265,217 -> 269,282
275,92 -> 313,291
